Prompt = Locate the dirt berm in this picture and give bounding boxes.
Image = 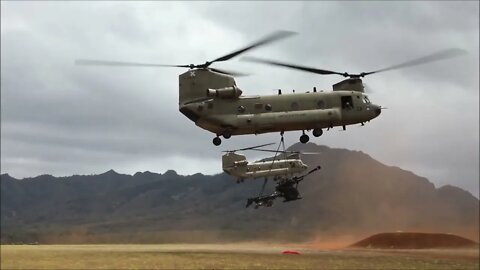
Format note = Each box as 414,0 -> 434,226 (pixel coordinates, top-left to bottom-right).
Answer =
350,232 -> 479,249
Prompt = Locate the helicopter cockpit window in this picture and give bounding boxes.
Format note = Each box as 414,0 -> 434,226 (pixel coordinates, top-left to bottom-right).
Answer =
341,96 -> 353,110
363,96 -> 371,104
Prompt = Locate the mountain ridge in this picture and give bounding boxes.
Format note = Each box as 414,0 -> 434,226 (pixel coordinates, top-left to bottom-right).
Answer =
1,143 -> 478,244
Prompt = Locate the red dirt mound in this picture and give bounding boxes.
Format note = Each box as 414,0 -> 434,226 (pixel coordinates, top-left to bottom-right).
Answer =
350,232 -> 479,249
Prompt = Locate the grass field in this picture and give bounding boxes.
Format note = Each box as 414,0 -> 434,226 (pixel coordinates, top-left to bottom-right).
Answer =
1,244 -> 478,269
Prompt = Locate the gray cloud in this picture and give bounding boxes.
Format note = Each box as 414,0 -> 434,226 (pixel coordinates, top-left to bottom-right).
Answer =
1,2 -> 478,196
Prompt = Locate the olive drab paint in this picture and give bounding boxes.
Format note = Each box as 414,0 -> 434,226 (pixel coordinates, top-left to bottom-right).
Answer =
76,29 -> 464,146
178,69 -> 381,145
221,151 -> 309,183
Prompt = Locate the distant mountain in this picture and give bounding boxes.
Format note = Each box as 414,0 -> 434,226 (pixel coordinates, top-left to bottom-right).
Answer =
1,143 -> 478,244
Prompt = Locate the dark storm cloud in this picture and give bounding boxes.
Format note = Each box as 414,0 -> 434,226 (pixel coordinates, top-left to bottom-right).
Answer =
196,1 -> 478,89
1,2 -> 230,177
1,2 -> 478,196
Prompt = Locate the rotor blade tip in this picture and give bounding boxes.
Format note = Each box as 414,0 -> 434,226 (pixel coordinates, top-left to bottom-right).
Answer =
278,30 -> 298,36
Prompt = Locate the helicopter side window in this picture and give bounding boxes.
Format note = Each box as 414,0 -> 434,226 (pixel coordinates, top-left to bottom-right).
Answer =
265,104 -> 272,111
291,102 -> 299,110
237,105 -> 246,113
341,96 -> 354,110
254,103 -> 263,110
363,96 -> 371,104
317,100 -> 325,109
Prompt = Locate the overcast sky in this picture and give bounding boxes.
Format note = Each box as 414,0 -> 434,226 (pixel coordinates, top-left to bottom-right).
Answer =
1,1 -> 478,196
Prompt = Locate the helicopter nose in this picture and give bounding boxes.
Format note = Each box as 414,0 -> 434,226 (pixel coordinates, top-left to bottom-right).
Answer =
374,106 -> 381,116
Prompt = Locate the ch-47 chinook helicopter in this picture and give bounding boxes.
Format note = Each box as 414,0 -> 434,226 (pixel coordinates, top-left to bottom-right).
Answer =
221,142 -> 322,208
222,142 -> 310,183
75,31 -> 465,146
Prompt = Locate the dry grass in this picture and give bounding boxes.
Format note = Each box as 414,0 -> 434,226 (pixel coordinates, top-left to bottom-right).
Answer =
1,244 -> 478,269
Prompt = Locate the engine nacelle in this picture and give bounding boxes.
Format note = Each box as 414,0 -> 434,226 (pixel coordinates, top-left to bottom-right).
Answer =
332,78 -> 364,92
233,160 -> 248,167
206,86 -> 243,99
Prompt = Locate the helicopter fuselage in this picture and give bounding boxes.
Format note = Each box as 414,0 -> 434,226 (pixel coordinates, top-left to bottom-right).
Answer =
222,152 -> 308,181
178,69 -> 381,144
183,91 -> 380,135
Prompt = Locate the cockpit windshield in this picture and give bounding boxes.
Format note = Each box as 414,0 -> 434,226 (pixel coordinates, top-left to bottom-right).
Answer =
363,95 -> 371,104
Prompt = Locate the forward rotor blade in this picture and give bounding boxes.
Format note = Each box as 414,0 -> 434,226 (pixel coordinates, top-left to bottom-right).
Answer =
248,149 -> 284,154
211,30 -> 297,64
236,143 -> 276,152
242,56 -> 346,76
244,48 -> 466,78
362,48 -> 467,76
75,59 -> 189,68
223,143 -> 277,153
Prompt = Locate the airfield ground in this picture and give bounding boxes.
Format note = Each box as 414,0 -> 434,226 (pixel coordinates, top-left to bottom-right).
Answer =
1,243 -> 478,269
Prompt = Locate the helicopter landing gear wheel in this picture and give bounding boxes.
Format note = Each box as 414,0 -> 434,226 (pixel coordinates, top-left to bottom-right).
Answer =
300,132 -> 310,144
313,128 -> 323,137
222,129 -> 232,139
213,136 -> 222,146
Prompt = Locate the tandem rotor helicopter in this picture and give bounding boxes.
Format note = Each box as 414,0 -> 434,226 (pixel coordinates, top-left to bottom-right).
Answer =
222,142 -> 310,183
222,142 -> 322,209
76,30 -> 465,146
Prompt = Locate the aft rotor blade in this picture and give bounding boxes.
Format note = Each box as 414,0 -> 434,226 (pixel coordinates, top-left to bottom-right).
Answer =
75,59 -> 190,68
362,48 -> 467,76
210,30 -> 297,64
242,56 -> 347,76
210,67 -> 250,77
298,152 -> 322,155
